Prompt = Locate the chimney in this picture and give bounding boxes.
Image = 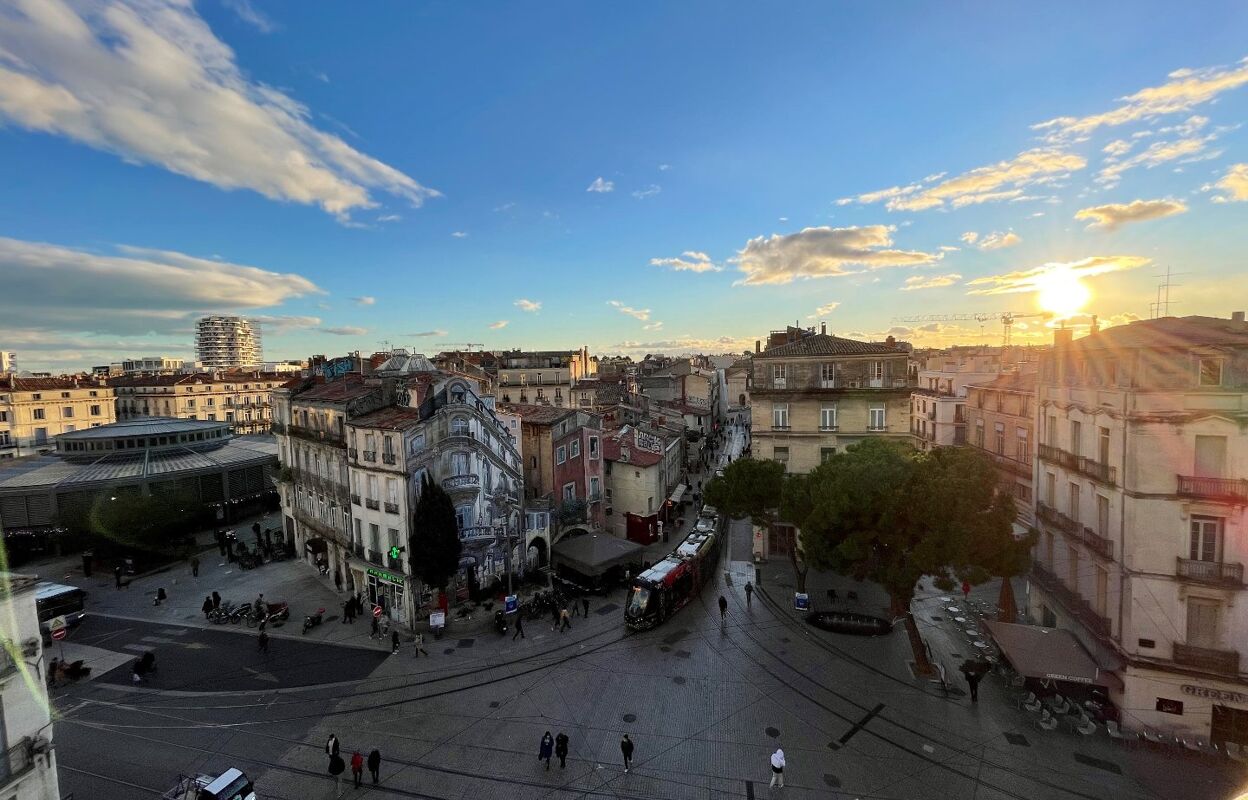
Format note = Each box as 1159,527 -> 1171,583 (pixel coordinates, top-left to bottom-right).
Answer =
820,322 -> 827,335
1234,311 -> 1245,322
1089,315 -> 1099,334
755,340 -> 761,354
886,335 -> 896,346
1054,326 -> 1074,347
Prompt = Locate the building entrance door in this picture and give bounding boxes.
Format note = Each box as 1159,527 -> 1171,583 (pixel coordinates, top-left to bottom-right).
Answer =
366,568 -> 406,624
1212,704 -> 1248,746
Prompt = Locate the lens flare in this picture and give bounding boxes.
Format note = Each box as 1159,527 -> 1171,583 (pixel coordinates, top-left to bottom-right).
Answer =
1034,268 -> 1091,318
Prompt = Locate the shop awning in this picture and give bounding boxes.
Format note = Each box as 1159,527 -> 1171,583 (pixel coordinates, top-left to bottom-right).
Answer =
983,620 -> 1121,688
552,533 -> 643,577
305,537 -> 328,554
668,484 -> 687,505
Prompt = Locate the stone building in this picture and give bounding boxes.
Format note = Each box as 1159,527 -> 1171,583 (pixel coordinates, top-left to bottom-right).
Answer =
502,405 -> 604,535
0,376 -> 116,459
0,571 -> 62,800
111,372 -> 296,436
964,372 -> 1038,532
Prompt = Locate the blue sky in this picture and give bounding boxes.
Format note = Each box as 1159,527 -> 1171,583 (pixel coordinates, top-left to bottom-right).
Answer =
2,0 -> 1247,371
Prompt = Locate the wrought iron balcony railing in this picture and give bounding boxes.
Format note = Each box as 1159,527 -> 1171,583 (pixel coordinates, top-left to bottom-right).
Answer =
1177,475 -> 1248,503
365,498 -> 380,510
384,501 -> 399,514
1176,557 -> 1244,587
442,474 -> 481,492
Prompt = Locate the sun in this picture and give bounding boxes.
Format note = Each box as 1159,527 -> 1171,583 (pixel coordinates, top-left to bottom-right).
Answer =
1034,268 -> 1091,317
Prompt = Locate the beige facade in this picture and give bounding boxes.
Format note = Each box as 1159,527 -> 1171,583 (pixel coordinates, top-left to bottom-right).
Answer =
0,572 -> 62,800
0,376 -> 115,458
750,333 -> 913,474
497,348 -> 596,408
112,372 -> 292,435
725,360 -> 751,410
1029,315 -> 1248,744
964,373 -> 1037,530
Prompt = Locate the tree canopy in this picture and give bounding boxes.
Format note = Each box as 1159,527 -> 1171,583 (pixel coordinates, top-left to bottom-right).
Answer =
409,474 -> 462,590
704,457 -> 811,590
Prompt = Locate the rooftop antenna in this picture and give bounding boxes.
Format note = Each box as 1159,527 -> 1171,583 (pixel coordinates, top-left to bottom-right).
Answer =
1151,266 -> 1188,318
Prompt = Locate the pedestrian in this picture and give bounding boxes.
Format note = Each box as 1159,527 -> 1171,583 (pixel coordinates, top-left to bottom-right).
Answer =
254,593 -> 266,619
326,733 -> 340,758
367,748 -> 381,784
215,529 -> 226,556
351,751 -> 364,788
114,564 -> 123,589
513,614 -> 525,640
559,607 -> 572,632
252,521 -> 261,539
570,597 -> 580,618
582,596 -> 589,617
391,630 -> 400,655
190,555 -> 200,577
202,596 -> 213,619
328,752 -> 345,793
718,595 -> 728,621
961,579 -> 971,602
258,631 -> 269,654
769,748 -> 785,788
538,732 -> 554,771
47,657 -> 59,688
550,604 -> 560,628
371,614 -> 381,639
154,587 -> 167,606
744,582 -> 753,608
334,570 -> 343,592
963,667 -> 982,702
620,734 -> 634,773
342,599 -> 352,624
555,732 -> 569,769
212,591 -> 221,611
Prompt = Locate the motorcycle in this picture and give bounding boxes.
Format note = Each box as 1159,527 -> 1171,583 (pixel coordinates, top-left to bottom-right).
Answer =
209,601 -> 235,624
302,607 -> 325,634
229,604 -> 250,624
493,609 -> 507,636
265,601 -> 290,626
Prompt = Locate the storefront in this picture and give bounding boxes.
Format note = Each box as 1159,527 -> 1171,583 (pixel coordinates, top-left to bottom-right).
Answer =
1123,667 -> 1248,743
365,566 -> 407,626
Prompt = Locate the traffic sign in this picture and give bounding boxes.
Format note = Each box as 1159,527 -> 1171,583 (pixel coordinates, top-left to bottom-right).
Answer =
49,616 -> 67,641
505,594 -> 518,613
373,604 -> 383,619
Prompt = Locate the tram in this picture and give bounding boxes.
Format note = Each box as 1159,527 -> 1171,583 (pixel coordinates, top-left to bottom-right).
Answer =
624,512 -> 723,630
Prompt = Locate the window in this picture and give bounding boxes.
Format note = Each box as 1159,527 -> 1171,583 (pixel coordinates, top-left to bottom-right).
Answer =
820,363 -> 836,388
62,406 -> 74,418
1095,567 -> 1109,617
1194,435 -> 1228,478
772,404 -> 789,429
1186,599 -> 1220,649
588,436 -> 599,458
386,478 -> 398,506
1095,494 -> 1110,538
90,404 -> 101,416
820,404 -> 837,430
61,391 -> 70,399
1068,482 -> 1080,523
570,439 -> 580,458
556,446 -> 567,464
975,419 -> 985,448
562,482 -> 576,501
1097,426 -> 1110,464
354,518 -> 362,546
994,422 -> 1005,455
1046,472 -> 1056,507
773,446 -> 789,470
1067,546 -> 1079,589
33,408 -> 45,420
872,361 -> 884,380
31,393 -> 41,400
367,475 -> 378,501
0,411 -> 6,422
369,524 -> 381,553
1046,414 -> 1057,447
771,363 -> 787,388
1015,427 -> 1028,463
868,406 -> 886,431
1069,420 -> 1082,456
1190,516 -> 1222,562
589,476 -> 601,500
820,447 -> 837,463
1198,358 -> 1223,387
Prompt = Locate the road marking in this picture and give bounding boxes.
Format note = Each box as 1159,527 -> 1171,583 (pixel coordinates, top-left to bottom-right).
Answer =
122,644 -> 153,653
243,666 -> 279,683
157,628 -> 189,636
182,642 -> 210,650
140,636 -> 178,645
838,703 -> 885,745
922,744 -> 935,753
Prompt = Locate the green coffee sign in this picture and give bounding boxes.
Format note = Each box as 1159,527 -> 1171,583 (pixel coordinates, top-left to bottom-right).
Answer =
367,567 -> 404,586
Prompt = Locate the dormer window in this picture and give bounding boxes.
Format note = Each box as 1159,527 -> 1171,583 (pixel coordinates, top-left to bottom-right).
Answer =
1198,357 -> 1223,387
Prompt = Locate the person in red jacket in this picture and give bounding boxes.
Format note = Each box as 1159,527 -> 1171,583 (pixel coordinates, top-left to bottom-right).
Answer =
350,751 -> 364,788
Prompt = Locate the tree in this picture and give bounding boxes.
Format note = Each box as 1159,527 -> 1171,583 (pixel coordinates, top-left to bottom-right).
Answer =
409,474 -> 462,592
799,440 -> 1017,674
704,458 -> 810,592
554,499 -> 587,531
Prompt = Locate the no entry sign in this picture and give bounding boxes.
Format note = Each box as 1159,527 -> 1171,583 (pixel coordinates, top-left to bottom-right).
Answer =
49,616 -> 67,641
373,605 -> 383,619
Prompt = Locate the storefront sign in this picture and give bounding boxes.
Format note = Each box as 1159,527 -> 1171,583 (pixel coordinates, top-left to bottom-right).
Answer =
367,567 -> 404,586
429,611 -> 446,629
1156,698 -> 1184,715
1182,685 -> 1248,704
1042,673 -> 1093,684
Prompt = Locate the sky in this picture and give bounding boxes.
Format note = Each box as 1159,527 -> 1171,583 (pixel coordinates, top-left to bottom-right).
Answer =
2,0 -> 1248,372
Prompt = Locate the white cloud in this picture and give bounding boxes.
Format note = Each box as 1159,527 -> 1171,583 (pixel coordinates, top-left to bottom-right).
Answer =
351,296 -> 376,306
978,231 -> 1022,251
1102,140 -> 1134,158
643,321 -> 664,331
939,245 -> 961,252
607,335 -> 752,355
1210,163 -> 1248,202
377,214 -> 402,223
0,236 -> 321,335
650,251 -> 721,273
586,177 -> 614,193
901,273 -> 962,291
966,256 -> 1151,296
778,217 -> 789,222
632,184 -> 662,199
514,298 -> 542,313
608,301 -> 651,321
222,0 -> 276,33
960,232 -> 979,245
0,1 -> 438,221
658,164 -> 671,171
451,231 -> 468,238
320,326 -> 367,336
1074,199 -> 1188,230
1096,136 -> 1213,185
493,202 -> 516,212
407,329 -> 448,338
805,302 -> 841,319
488,320 -> 509,330
250,315 -> 322,332
734,225 -> 938,286
1034,58 -> 1248,142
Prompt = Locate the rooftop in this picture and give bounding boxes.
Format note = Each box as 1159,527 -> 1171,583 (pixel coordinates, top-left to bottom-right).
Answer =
755,333 -> 907,359
497,403 -> 575,426
292,374 -> 380,403
109,372 -> 298,388
1,375 -> 109,392
59,417 -> 228,440
967,372 -> 1038,393
601,432 -> 663,466
1068,315 -> 1248,353
348,406 -> 426,431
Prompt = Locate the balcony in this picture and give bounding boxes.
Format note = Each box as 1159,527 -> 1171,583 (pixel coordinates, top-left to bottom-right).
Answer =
927,410 -> 936,421
350,493 -> 361,506
0,737 -> 35,786
367,548 -> 383,564
1177,475 -> 1248,504
1173,643 -> 1240,675
1038,444 -> 1116,486
384,501 -> 399,515
289,424 -> 345,448
1078,526 -> 1114,559
1030,561 -> 1112,639
353,542 -> 364,558
382,452 -> 397,465
387,555 -> 405,571
979,448 -> 1032,479
1176,557 -> 1244,587
459,525 -> 495,542
362,450 -> 377,462
348,447 -> 358,459
1037,502 -> 1081,536
365,498 -> 380,510
443,474 -> 481,493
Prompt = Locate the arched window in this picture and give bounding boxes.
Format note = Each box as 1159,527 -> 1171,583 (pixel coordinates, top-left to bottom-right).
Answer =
450,416 -> 470,436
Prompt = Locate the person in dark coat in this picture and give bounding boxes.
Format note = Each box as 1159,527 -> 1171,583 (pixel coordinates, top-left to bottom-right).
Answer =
257,631 -> 269,654
554,732 -> 569,769
367,749 -> 381,784
326,733 -> 340,758
512,614 -> 525,640
538,732 -> 554,770
371,615 -> 381,639
391,630 -> 400,655
582,596 -> 590,617
620,734 -> 634,773
114,564 -> 123,589
202,596 -> 213,619
190,555 -> 200,577
212,591 -> 221,611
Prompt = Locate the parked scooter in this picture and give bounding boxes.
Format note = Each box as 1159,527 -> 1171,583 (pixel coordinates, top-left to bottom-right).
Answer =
209,601 -> 235,624
493,609 -> 507,636
302,607 -> 325,634
229,604 -> 250,624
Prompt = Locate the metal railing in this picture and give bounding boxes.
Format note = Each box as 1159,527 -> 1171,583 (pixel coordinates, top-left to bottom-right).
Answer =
1037,502 -> 1080,535
387,555 -> 405,571
384,501 -> 399,514
1177,475 -> 1248,503
289,424 -> 345,447
459,525 -> 495,542
350,493 -> 361,506
1173,643 -> 1240,675
1030,562 -> 1112,639
1038,444 -> 1116,485
1176,557 -> 1244,587
367,549 -> 383,564
443,474 -> 480,491
362,450 -> 377,462
365,498 -> 380,510
0,737 -> 34,785
382,452 -> 397,465
1079,526 -> 1114,559
348,447 -> 358,458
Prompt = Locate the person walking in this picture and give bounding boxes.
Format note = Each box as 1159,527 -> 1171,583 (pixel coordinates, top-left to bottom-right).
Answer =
513,614 -> 525,640
327,751 -> 345,793
391,630 -> 400,655
334,570 -> 343,592
257,631 -> 269,654
350,751 -> 364,789
558,607 -> 572,632
570,597 -> 580,618
371,614 -> 381,639
769,748 -> 785,788
555,732 -> 569,769
582,596 -> 590,618
342,599 -> 352,624
718,595 -> 728,621
538,732 -> 554,771
367,748 -> 381,784
414,631 -> 427,657
190,555 -> 200,577
744,582 -> 753,608
212,591 -> 221,611
114,564 -> 123,589
202,596 -> 213,619
620,734 -> 634,773
326,733 -> 340,758
962,667 -> 982,702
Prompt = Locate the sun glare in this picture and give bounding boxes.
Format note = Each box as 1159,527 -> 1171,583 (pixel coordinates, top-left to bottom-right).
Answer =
1035,269 -> 1091,317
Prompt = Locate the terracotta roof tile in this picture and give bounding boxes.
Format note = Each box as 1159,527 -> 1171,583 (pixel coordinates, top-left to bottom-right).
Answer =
754,333 -> 906,358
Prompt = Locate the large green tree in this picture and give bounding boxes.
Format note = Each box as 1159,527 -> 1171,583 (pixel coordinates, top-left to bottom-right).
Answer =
799,440 -> 1019,673
410,474 -> 463,592
704,458 -> 811,592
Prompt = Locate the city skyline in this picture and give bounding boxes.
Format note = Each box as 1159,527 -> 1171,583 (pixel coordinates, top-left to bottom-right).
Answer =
2,1 -> 1248,372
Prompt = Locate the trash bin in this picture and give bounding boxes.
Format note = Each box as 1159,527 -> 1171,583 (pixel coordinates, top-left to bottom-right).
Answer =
81,551 -> 93,578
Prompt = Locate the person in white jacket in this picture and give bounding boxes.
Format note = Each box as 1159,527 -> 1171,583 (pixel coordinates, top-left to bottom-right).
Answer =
769,748 -> 785,788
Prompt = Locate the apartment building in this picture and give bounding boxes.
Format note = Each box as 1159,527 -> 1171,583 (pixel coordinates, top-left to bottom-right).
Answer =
0,571 -> 61,800
111,372 -> 295,435
909,349 -> 1003,451
603,423 -> 684,543
0,375 -> 116,458
725,359 -> 752,413
1030,314 -> 1248,744
345,376 -> 522,624
496,347 -> 596,407
119,356 -> 185,374
502,405 -> 604,533
964,372 -> 1038,531
196,315 -> 263,370
0,351 -> 15,374
750,330 -> 914,474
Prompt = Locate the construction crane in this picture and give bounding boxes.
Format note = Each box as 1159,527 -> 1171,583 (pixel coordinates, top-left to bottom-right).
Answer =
892,311 -> 1050,345
435,342 -> 485,352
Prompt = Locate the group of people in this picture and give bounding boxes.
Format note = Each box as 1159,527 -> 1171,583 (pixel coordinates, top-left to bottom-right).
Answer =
324,733 -> 382,789
550,596 -> 590,634
537,732 -> 633,773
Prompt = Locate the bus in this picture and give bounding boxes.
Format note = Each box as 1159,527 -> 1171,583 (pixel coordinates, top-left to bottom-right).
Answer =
35,582 -> 87,640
